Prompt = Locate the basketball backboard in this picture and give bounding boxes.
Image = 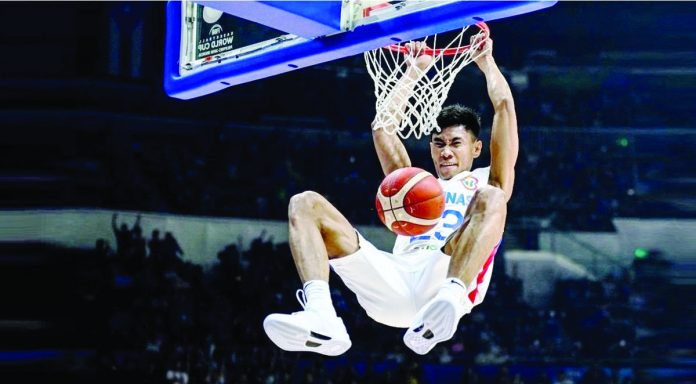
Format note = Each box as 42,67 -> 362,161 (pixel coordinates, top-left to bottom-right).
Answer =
164,1 -> 557,99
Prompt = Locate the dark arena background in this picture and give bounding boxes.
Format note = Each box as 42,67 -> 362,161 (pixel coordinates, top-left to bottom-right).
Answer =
1,2 -> 695,383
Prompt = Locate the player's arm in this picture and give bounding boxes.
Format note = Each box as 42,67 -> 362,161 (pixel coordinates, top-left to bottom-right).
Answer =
474,38 -> 518,202
372,43 -> 433,176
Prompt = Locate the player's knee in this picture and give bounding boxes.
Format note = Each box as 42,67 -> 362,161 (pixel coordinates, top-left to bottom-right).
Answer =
471,186 -> 507,216
288,191 -> 325,219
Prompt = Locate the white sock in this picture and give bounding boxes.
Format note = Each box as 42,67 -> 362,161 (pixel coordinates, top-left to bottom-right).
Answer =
441,277 -> 473,313
303,280 -> 336,316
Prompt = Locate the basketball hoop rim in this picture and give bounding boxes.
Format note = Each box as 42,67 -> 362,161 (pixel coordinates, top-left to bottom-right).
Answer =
385,22 -> 489,56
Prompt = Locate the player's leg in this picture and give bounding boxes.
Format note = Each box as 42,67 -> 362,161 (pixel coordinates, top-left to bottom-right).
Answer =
404,185 -> 507,354
264,191 -> 358,356
444,185 -> 507,284
288,191 -> 359,282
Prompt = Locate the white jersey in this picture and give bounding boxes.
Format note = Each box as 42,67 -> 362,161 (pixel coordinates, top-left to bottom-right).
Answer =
392,166 -> 491,255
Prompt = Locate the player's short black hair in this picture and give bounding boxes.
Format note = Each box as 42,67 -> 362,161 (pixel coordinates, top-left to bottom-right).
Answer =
434,104 -> 482,140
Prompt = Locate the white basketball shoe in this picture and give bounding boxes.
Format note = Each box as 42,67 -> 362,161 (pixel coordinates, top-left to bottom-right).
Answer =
403,279 -> 473,355
263,290 -> 351,356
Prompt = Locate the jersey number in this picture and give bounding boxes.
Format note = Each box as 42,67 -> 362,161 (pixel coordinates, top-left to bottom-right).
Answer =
409,209 -> 464,243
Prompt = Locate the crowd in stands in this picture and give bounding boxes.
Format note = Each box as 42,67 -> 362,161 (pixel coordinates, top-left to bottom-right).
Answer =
89,216 -> 678,383
514,73 -> 696,129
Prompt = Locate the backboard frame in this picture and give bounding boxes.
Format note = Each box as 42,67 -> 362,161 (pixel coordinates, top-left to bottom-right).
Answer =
164,0 -> 557,99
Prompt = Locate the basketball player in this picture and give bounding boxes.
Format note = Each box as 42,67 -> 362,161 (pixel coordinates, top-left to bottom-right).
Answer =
263,36 -> 518,356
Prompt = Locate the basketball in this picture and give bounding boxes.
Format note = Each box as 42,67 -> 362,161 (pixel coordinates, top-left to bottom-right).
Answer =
376,167 -> 445,236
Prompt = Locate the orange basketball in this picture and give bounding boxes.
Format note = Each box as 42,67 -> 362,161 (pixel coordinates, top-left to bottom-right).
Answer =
376,167 -> 445,236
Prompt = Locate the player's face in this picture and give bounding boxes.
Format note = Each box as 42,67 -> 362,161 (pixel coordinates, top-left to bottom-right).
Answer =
430,125 -> 482,180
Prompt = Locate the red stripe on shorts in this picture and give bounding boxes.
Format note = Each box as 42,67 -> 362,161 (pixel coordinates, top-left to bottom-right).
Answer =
467,241 -> 501,303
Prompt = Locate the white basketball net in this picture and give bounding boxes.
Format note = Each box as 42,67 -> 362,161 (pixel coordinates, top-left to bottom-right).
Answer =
365,25 -> 489,139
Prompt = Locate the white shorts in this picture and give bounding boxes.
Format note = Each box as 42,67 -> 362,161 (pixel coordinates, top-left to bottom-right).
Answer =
329,232 -> 498,328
